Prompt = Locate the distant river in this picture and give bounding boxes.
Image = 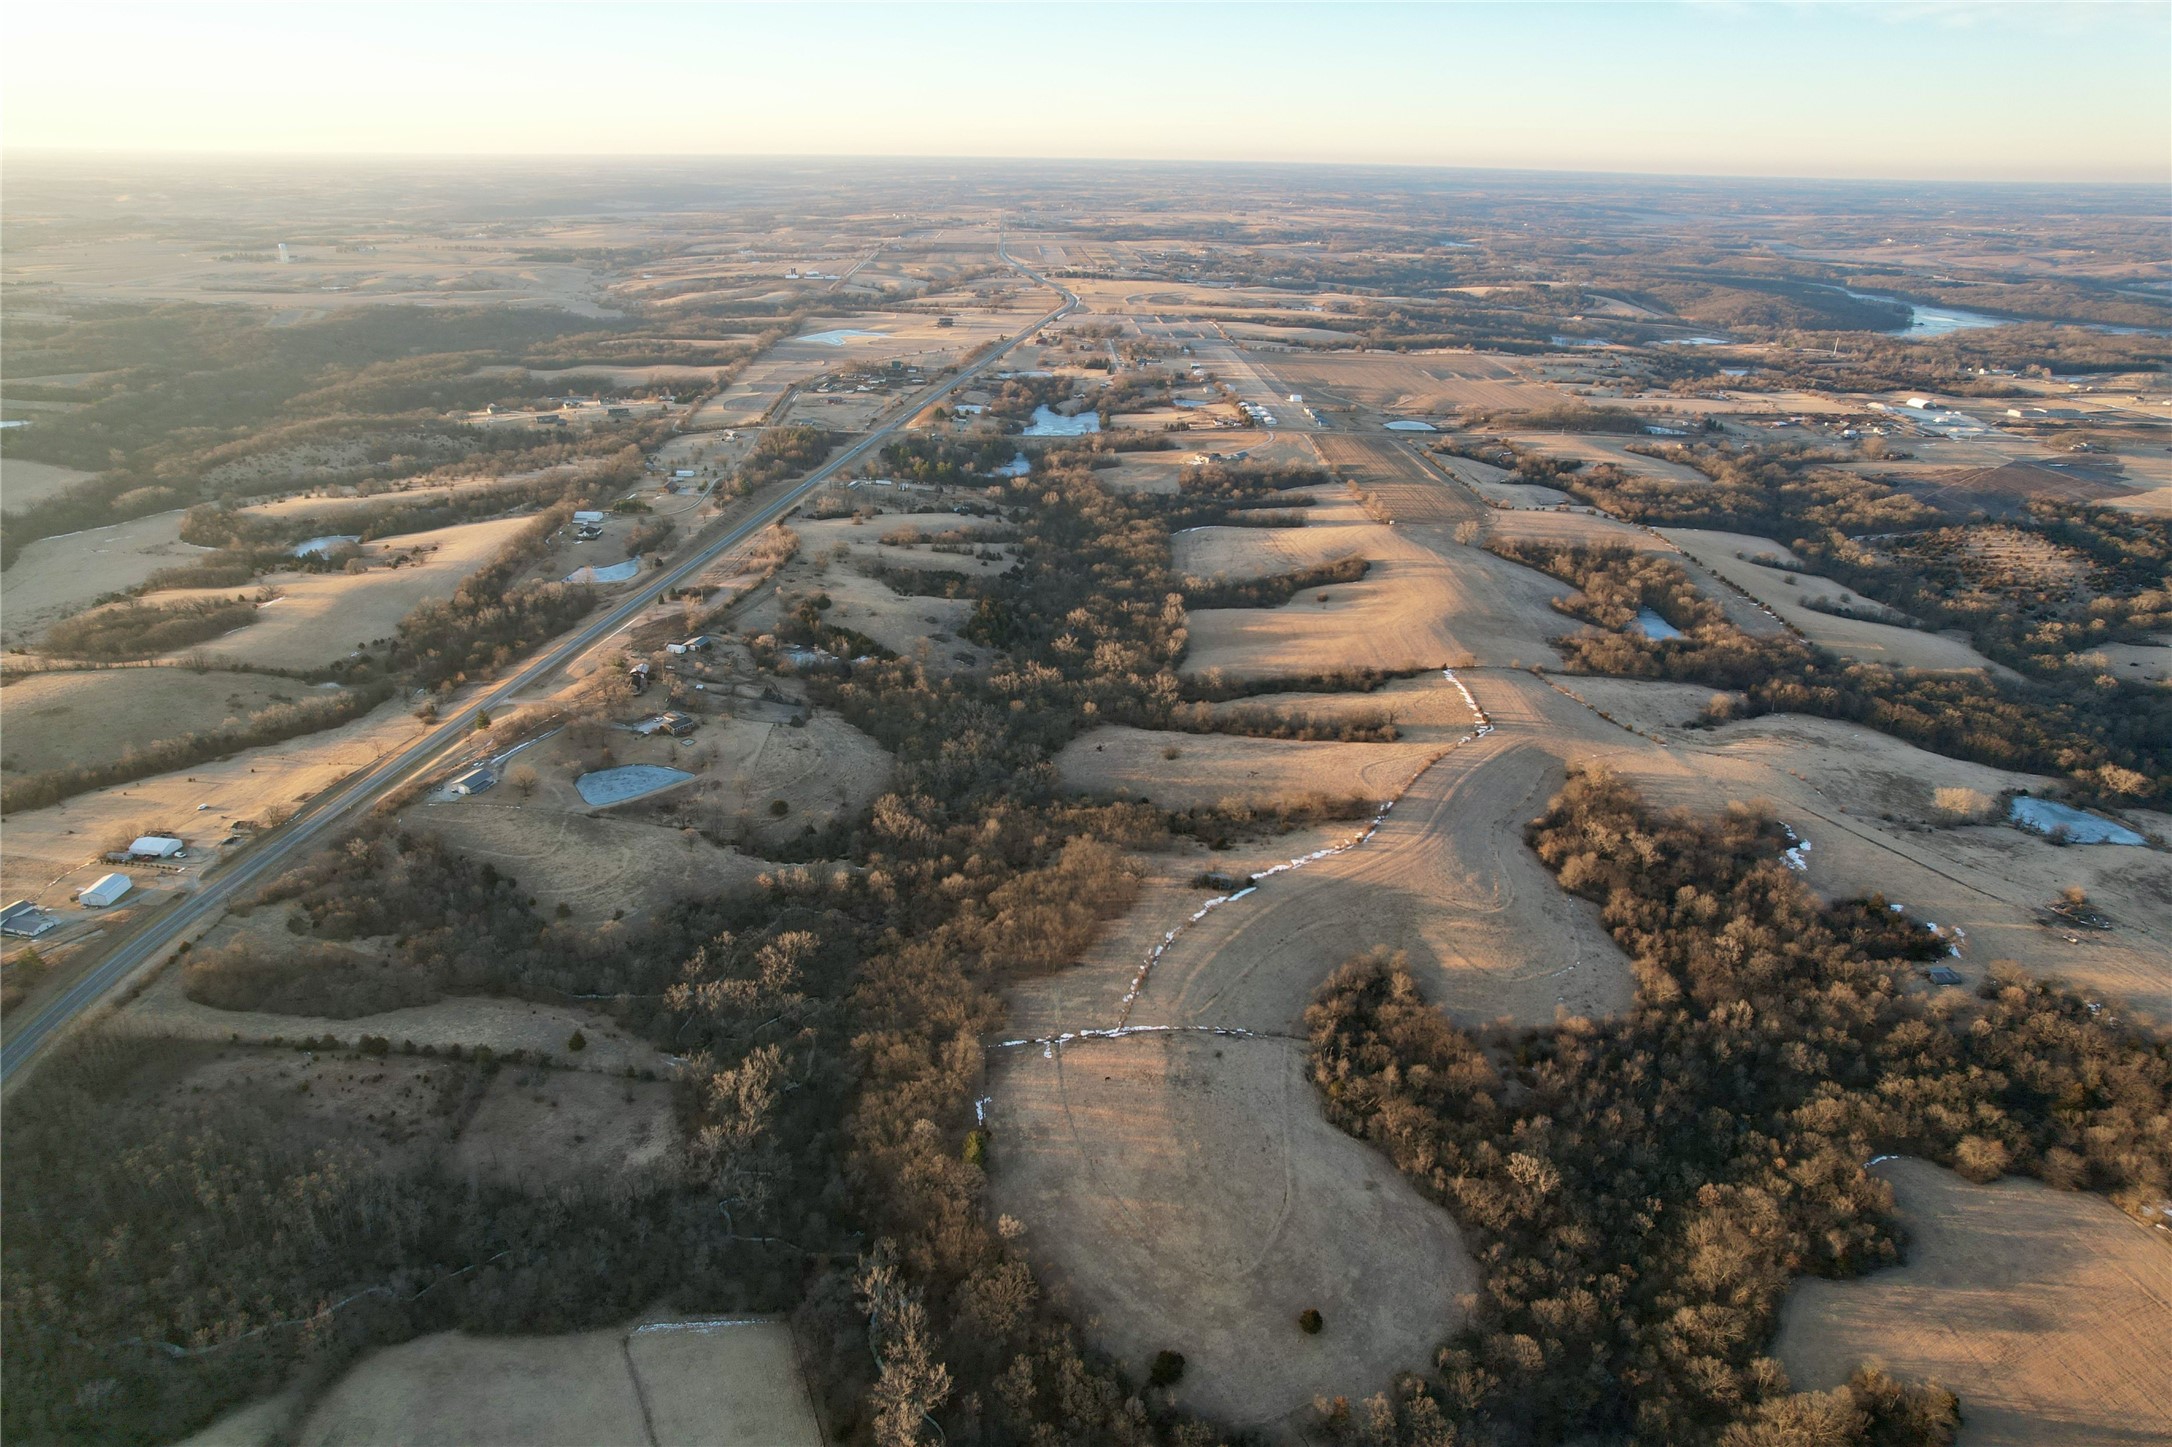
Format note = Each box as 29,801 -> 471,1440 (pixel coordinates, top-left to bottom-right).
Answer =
1839,288 -> 2003,337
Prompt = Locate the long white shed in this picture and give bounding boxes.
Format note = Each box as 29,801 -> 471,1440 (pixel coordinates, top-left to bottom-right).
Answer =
78,873 -> 133,908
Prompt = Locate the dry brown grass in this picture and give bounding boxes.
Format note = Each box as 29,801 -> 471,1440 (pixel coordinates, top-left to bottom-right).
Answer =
989,1030 -> 1477,1431
986,681 -> 1640,1427
112,948 -> 674,1078
0,509 -> 201,646
620,710 -> 894,853
1775,1157 -> 2172,1447
1172,516 -> 1365,583
1664,528 -> 2012,673
1179,492 -> 1569,680
413,805 -> 770,921
761,551 -> 986,669
1542,673 -> 2172,1019
1264,349 -> 1556,416
446,1069 -> 677,1191
0,667 -> 302,779
1055,726 -> 1440,811
296,1321 -> 819,1447
1316,435 -> 1485,525
1504,431 -> 1712,486
0,459 -> 98,512
0,695 -> 426,901
128,515 -> 532,671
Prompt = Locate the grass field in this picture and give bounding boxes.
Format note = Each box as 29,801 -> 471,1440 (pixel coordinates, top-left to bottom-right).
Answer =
0,667 -> 309,779
1549,675 -> 2172,1019
446,1068 -> 677,1191
1264,349 -> 1557,417
1056,726 -> 1442,811
1179,490 -> 1569,679
1317,435 -> 1486,524
114,956 -> 673,1078
988,1031 -> 1477,1430
415,805 -> 772,921
0,458 -> 97,512
1172,516 -> 1370,583
295,1320 -> 820,1447
0,695 -> 425,903
1775,1157 -> 2172,1447
1504,431 -> 1712,486
1664,528 -> 2013,673
0,508 -> 204,646
133,515 -> 534,670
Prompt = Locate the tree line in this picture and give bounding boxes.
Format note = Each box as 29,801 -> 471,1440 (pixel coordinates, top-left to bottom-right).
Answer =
1490,538 -> 2168,804
1306,766 -> 2170,1445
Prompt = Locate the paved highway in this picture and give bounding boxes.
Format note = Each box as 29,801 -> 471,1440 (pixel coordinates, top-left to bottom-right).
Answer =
0,247 -> 1073,1087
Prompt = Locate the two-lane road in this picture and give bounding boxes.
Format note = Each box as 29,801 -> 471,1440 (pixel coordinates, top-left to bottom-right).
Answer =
1,249 -> 1073,1088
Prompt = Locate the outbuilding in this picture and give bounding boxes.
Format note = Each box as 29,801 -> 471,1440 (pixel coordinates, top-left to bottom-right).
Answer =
78,874 -> 133,908
129,835 -> 186,859
573,510 -> 607,525
1,900 -> 58,937
448,768 -> 496,797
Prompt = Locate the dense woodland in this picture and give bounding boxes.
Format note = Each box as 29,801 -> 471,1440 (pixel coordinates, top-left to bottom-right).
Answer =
1308,768 -> 2171,1445
737,424 -> 835,492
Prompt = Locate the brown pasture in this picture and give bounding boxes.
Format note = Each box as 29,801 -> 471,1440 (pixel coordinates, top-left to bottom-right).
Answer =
1664,528 -> 2012,673
1,509 -> 204,646
446,1068 -> 678,1191
1248,349 -> 1557,418
1775,1158 -> 2172,1447
296,1321 -> 820,1447
1179,491 -> 1570,680
0,459 -> 97,512
1,667 -> 305,780
112,938 -> 674,1078
1315,435 -> 1484,524
1055,726 -> 1444,811
135,515 -> 532,671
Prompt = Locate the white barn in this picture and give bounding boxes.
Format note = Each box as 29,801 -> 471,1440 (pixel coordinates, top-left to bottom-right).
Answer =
78,874 -> 133,908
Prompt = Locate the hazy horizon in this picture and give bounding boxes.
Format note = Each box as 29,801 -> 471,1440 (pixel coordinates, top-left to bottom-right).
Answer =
5,1 -> 2167,184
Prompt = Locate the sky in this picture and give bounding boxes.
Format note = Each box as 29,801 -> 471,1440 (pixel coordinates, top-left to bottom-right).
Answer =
3,1 -> 2168,182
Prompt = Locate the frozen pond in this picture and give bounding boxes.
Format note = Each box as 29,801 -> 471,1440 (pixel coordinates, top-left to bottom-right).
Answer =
2009,797 -> 2146,846
991,452 -> 1033,477
293,535 -> 360,558
1633,607 -> 1683,641
1023,405 -> 1100,437
575,765 -> 695,807
796,328 -> 886,346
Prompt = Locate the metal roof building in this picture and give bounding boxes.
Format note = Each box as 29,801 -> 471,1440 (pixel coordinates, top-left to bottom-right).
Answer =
78,874 -> 133,908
